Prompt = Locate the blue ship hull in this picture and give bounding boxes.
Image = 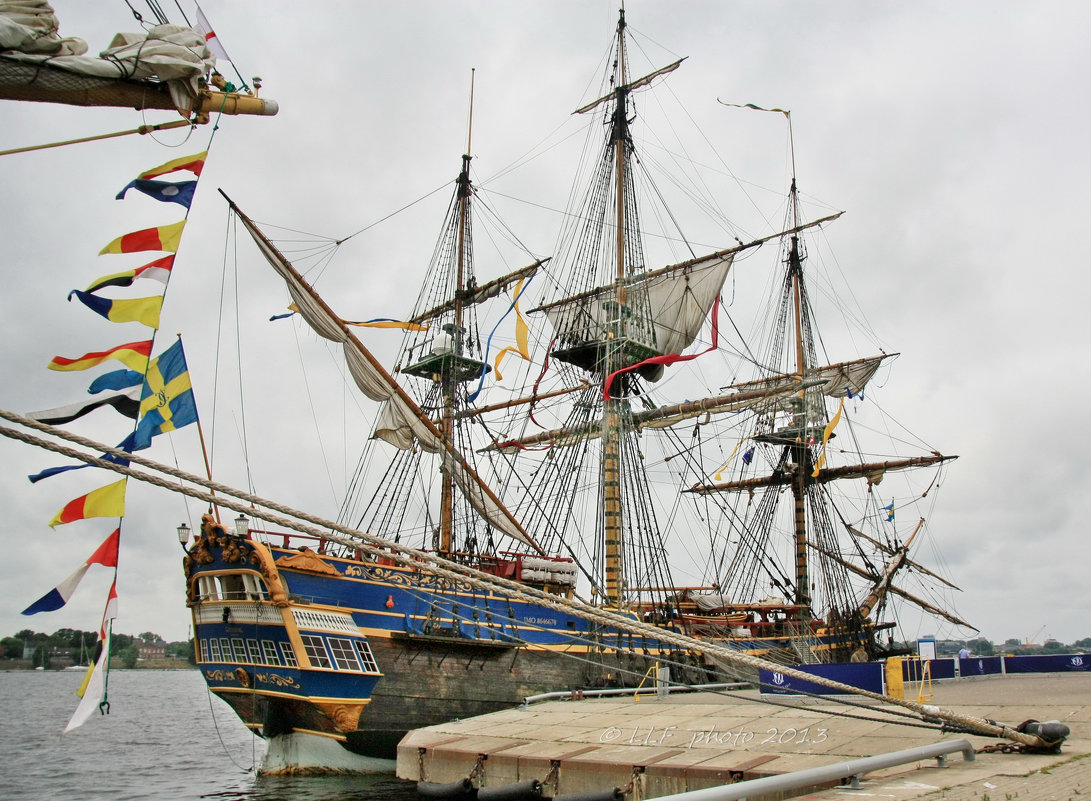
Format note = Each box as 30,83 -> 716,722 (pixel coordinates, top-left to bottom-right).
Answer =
184,521 -> 874,762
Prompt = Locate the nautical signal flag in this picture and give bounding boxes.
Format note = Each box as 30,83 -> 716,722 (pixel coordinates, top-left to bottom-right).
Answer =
195,7 -> 231,63
26,388 -> 141,426
88,369 -> 144,394
68,290 -> 163,329
48,340 -> 152,373
21,529 -> 120,614
99,220 -> 186,255
49,478 -> 127,528
133,339 -> 198,450
884,502 -> 895,522
138,150 -> 207,180
115,179 -> 196,209
64,579 -> 118,735
29,433 -> 135,484
86,255 -> 174,294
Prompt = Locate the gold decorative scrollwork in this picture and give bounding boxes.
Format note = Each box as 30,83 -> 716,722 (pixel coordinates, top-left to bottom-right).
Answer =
193,540 -> 215,565
276,547 -> 340,576
254,672 -> 300,689
222,539 -> 245,564
369,566 -> 473,593
316,702 -> 365,733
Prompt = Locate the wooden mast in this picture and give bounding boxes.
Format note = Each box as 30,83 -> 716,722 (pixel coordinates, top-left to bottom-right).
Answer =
782,111 -> 812,611
221,190 -> 545,555
439,70 -> 476,555
602,9 -> 630,606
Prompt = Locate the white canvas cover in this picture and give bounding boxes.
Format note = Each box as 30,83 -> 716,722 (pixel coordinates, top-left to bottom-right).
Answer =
0,1 -> 215,109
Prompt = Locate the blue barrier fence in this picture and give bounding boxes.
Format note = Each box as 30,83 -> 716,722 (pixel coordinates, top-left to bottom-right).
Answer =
1006,653 -> 1091,673
760,662 -> 884,696
759,653 -> 1091,696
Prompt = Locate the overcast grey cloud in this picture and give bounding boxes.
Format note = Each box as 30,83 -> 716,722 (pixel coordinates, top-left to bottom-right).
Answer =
1,1 -> 1088,651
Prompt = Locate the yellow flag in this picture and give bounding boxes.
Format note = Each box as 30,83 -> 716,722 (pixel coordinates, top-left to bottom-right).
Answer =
49,479 -> 127,528
811,397 -> 845,478
493,279 -> 531,380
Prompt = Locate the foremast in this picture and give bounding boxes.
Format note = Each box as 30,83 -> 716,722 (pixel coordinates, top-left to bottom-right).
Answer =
221,190 -> 544,557
439,76 -> 476,557
396,73 -> 507,558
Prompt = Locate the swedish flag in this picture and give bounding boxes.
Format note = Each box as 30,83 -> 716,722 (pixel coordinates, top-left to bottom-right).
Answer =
133,339 -> 198,450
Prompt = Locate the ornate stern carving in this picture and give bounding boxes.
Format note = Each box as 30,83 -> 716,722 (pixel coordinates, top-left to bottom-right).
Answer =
275,547 -> 340,576
315,702 -> 365,734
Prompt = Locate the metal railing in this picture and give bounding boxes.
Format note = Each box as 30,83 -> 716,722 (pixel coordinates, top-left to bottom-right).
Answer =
647,739 -> 975,801
522,681 -> 750,706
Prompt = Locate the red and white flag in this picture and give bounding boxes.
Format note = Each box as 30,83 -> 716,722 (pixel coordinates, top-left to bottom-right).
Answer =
21,529 -> 120,614
196,5 -> 232,63
64,579 -> 119,735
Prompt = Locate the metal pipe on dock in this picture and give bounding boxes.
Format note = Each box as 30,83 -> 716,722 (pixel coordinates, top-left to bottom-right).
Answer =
647,739 -> 975,801
523,682 -> 749,706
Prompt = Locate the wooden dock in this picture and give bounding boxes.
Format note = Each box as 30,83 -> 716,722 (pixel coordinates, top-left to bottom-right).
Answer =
397,674 -> 1091,800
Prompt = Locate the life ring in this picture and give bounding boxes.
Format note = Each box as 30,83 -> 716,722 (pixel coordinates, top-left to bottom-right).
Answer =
235,667 -> 252,688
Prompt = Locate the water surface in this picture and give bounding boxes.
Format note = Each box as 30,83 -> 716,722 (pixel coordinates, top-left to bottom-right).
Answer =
0,669 -> 416,801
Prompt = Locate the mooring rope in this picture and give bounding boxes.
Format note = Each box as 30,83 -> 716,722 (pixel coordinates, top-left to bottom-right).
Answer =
0,407 -> 1047,748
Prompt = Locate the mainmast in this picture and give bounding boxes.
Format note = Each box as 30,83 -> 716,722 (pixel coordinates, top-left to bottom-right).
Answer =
602,9 -> 633,606
533,9 -> 700,608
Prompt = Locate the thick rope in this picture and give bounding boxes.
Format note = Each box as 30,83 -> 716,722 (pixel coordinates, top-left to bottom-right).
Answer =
0,407 -> 1044,747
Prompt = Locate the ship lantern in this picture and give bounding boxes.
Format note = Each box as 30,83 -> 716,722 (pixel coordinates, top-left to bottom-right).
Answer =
176,522 -> 191,546
385,595 -> 395,609
234,514 -> 250,538
431,323 -> 461,356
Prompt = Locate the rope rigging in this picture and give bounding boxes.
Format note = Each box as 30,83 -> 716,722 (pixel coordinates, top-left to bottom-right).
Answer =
0,407 -> 1046,749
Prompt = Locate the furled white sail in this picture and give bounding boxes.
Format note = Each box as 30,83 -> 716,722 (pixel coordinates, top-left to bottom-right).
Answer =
814,355 -> 886,398
234,200 -> 538,550
0,5 -> 217,110
542,252 -> 733,371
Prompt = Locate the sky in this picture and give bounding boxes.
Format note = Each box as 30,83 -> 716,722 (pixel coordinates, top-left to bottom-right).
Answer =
1,1 -> 1089,650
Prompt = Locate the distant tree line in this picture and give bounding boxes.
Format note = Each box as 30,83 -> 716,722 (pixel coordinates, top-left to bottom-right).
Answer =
0,628 -> 195,669
896,637 -> 1091,657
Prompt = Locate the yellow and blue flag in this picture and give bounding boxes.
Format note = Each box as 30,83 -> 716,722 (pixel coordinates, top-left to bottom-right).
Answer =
133,339 -> 198,449
68,289 -> 163,328
115,179 -> 196,208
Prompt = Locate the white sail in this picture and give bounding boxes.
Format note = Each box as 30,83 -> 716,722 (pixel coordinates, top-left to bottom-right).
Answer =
542,252 -> 733,370
234,200 -> 539,550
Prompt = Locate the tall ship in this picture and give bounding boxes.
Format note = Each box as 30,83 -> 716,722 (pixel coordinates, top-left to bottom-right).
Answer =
2,3 -> 967,774
179,9 -> 968,772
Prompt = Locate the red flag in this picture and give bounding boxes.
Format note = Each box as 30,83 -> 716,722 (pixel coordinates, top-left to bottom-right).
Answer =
99,221 -> 186,255
138,151 -> 207,180
603,297 -> 722,399
48,340 -> 152,373
49,479 -> 127,528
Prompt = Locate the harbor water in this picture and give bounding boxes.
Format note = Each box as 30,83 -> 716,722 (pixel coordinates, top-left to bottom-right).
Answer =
0,668 -> 416,801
